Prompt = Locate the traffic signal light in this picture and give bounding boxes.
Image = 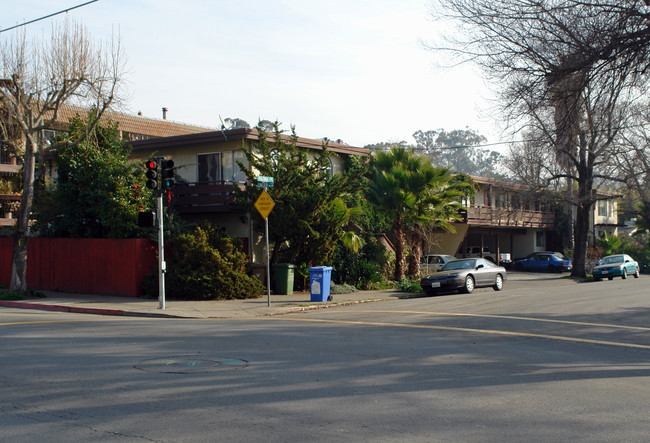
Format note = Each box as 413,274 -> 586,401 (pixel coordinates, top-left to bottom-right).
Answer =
145,160 -> 158,189
138,210 -> 155,227
161,159 -> 175,189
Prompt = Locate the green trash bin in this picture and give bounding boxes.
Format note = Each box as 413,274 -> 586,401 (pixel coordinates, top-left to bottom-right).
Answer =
273,263 -> 296,295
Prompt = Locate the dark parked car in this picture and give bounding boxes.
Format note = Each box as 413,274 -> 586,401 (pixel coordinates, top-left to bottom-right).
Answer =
592,254 -> 640,281
514,252 -> 572,272
420,258 -> 506,296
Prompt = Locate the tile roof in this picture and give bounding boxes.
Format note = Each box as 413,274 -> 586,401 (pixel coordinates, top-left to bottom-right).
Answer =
48,104 -> 214,138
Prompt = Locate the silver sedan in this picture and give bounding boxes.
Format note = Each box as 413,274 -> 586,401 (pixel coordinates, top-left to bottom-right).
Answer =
420,258 -> 507,296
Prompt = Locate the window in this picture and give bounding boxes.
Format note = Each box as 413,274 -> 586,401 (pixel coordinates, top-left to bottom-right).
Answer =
198,153 -> 221,183
222,151 -> 247,182
41,129 -> 57,146
536,231 -> 545,248
495,193 -> 507,208
198,151 -> 247,184
598,200 -> 607,217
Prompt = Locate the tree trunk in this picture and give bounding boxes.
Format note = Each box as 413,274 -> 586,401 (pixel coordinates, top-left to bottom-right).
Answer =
571,200 -> 590,278
571,151 -> 593,278
9,136 -> 36,294
407,229 -> 422,278
392,219 -> 405,281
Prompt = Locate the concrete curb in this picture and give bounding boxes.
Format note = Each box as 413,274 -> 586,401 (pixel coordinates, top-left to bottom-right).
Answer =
0,300 -> 182,319
0,300 -> 125,316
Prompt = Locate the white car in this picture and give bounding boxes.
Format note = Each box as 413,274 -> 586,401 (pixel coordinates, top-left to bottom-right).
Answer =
420,254 -> 456,274
462,246 -> 497,263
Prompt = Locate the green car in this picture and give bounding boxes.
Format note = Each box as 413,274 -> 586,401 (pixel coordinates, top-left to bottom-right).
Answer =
592,254 -> 640,281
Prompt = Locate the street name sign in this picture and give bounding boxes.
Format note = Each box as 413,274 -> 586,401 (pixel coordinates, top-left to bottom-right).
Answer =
257,175 -> 274,188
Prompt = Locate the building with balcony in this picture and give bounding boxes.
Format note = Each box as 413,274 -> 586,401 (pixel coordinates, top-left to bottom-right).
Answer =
127,128 -> 369,262
426,176 -> 561,263
0,106 -> 212,226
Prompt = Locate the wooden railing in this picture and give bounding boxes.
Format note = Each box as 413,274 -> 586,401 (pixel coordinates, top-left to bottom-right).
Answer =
170,182 -> 246,214
462,205 -> 554,229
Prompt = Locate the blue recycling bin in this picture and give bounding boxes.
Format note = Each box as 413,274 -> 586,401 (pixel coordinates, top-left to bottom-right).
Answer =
308,266 -> 333,302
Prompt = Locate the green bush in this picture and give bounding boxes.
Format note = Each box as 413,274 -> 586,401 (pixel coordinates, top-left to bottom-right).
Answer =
619,234 -> 650,270
0,291 -> 24,300
145,225 -> 265,300
396,276 -> 422,293
332,237 -> 390,289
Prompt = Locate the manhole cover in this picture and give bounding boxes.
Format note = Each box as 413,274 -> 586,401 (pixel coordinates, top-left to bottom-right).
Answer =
134,356 -> 248,374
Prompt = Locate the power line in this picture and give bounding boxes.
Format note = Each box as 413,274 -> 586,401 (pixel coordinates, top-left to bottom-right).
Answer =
0,1 -> 100,34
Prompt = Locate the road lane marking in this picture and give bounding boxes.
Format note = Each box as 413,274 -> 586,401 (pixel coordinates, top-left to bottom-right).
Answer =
265,317 -> 650,350
329,310 -> 650,332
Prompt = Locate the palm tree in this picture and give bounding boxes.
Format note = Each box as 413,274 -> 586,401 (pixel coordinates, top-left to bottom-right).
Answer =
367,147 -> 473,281
405,168 -> 473,277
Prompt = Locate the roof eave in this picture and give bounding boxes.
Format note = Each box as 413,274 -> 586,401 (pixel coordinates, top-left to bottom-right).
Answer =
127,128 -> 369,156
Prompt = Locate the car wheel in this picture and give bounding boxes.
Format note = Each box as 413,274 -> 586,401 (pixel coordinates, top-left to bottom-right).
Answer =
608,277 -> 614,281
622,268 -> 627,280
423,288 -> 437,297
493,274 -> 503,291
594,277 -> 602,281
462,275 -> 475,294
634,268 -> 640,278
515,263 -> 523,271
547,264 -> 556,272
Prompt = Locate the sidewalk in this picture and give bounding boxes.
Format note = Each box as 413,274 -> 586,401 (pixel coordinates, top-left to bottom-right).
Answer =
0,289 -> 405,319
0,271 -> 572,319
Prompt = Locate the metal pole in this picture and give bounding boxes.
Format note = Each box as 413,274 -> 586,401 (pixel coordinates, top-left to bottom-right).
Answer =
157,193 -> 166,310
265,217 -> 271,307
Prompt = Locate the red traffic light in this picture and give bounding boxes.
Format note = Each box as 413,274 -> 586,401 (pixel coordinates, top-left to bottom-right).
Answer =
145,160 -> 158,189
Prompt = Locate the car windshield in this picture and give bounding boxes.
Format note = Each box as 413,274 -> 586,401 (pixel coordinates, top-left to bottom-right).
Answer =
442,259 -> 475,271
601,255 -> 623,264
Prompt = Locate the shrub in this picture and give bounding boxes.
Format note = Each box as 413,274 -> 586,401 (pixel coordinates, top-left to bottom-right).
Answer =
396,276 -> 422,293
332,237 -> 390,289
145,225 -> 265,300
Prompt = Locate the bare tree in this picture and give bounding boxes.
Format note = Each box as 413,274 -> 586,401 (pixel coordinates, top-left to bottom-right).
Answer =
429,0 -> 650,276
608,104 -> 650,230
0,20 -> 126,294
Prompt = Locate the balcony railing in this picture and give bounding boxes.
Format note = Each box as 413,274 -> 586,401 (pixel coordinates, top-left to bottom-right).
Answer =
462,205 -> 554,229
170,181 -> 246,214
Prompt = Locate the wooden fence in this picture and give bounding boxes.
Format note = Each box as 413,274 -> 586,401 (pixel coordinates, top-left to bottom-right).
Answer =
0,238 -> 157,297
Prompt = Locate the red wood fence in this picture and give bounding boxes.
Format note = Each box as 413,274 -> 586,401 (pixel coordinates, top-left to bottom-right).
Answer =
0,238 -> 157,297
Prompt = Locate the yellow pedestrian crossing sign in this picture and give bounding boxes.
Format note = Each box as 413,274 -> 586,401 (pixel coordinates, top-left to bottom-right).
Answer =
254,189 -> 275,219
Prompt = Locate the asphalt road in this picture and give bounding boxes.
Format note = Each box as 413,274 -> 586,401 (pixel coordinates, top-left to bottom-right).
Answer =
1,273 -> 649,442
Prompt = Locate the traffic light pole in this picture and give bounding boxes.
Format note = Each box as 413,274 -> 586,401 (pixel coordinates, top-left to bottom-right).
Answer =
145,156 -> 170,310
157,191 -> 166,310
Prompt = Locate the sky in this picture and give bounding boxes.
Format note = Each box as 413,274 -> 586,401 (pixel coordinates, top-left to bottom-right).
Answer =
2,0 -> 504,148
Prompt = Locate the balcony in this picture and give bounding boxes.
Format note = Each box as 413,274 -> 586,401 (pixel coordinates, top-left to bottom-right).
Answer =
462,205 -> 554,229
170,182 -> 246,214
